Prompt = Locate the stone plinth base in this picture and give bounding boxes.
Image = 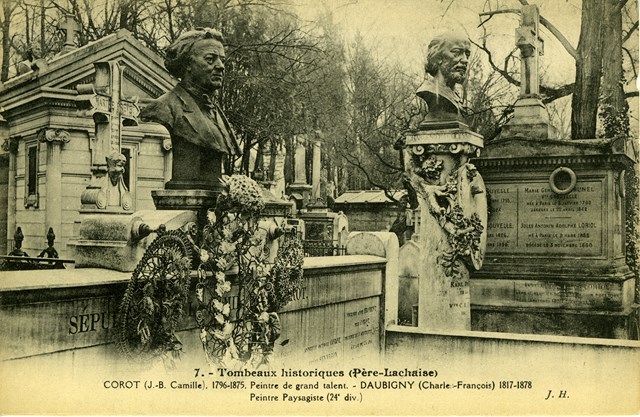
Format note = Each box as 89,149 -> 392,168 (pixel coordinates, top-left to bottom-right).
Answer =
471,277 -> 636,311
473,137 -> 636,339
500,97 -> 557,139
287,183 -> 312,210
151,189 -> 219,211
70,210 -> 196,272
471,305 -> 640,340
405,124 -> 484,148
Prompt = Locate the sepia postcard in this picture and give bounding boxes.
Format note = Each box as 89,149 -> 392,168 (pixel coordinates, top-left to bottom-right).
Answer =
0,0 -> 639,415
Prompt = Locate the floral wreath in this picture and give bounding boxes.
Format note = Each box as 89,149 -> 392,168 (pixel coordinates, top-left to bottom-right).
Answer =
119,175 -> 304,370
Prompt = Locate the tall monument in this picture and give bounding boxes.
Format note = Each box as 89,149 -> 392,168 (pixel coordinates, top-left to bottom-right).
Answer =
500,4 -> 557,139
473,6 -> 637,339
402,32 -> 487,330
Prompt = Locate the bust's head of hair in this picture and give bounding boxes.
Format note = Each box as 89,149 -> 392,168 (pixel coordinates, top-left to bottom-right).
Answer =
164,28 -> 224,79
424,32 -> 471,88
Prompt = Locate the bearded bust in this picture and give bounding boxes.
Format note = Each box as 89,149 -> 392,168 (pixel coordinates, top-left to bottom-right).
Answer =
416,32 -> 471,122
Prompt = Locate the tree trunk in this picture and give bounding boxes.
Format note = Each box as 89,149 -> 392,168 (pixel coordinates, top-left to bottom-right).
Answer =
253,140 -> 264,179
241,132 -> 253,175
571,0 -> 605,139
1,0 -> 13,82
600,0 -> 628,138
40,0 -> 46,55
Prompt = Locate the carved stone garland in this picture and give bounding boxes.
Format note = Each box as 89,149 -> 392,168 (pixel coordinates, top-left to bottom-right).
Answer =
403,134 -> 487,330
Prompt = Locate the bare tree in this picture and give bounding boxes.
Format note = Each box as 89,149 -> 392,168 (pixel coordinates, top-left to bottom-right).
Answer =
1,0 -> 19,81
474,0 -> 637,139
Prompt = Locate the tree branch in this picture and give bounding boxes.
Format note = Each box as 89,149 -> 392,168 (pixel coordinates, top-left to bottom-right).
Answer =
479,8 -> 577,59
622,46 -> 638,79
469,37 -> 519,85
617,0 -> 629,11
623,21 -> 638,43
470,37 -> 574,104
539,15 -> 577,59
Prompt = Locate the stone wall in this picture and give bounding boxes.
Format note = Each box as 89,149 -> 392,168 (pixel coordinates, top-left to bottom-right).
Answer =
385,325 -> 640,415
0,255 -> 387,366
10,128 -> 168,259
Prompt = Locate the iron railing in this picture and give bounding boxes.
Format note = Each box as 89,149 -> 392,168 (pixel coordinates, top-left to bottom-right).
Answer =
302,240 -> 346,257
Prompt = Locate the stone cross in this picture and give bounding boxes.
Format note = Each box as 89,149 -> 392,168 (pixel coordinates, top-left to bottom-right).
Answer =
515,4 -> 544,97
59,14 -> 80,51
77,61 -> 139,170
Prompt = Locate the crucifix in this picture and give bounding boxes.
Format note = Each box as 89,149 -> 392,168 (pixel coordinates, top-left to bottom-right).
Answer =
77,61 -> 139,211
59,14 -> 80,51
515,4 -> 544,97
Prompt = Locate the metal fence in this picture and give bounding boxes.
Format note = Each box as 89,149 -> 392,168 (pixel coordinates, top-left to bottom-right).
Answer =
302,240 -> 346,257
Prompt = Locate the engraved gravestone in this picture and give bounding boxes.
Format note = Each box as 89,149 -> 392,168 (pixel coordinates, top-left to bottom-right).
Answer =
472,7 -> 637,338
474,144 -> 636,339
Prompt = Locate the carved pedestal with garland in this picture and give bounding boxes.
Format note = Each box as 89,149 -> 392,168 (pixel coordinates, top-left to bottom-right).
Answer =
402,122 -> 487,330
117,175 -> 304,369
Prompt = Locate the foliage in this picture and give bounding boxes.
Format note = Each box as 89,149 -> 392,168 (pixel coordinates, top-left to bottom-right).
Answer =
599,96 -> 630,139
118,175 -> 304,369
117,230 -> 193,368
195,175 -> 303,369
624,168 -> 640,303
438,205 -> 484,278
267,235 -> 304,311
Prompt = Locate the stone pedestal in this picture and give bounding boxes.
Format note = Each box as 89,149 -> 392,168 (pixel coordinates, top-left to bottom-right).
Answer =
403,123 -> 486,331
70,210 -> 196,272
346,232 -> 399,327
165,140 -> 224,192
473,137 -> 638,339
287,183 -> 313,210
152,189 -> 218,229
500,97 -> 558,139
151,189 -> 218,211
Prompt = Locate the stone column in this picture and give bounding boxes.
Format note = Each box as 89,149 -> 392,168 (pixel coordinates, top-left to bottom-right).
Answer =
39,129 -> 69,240
403,125 -> 487,330
162,138 -> 172,185
500,4 -> 557,139
294,138 -> 307,184
3,137 -> 19,251
311,140 -> 321,201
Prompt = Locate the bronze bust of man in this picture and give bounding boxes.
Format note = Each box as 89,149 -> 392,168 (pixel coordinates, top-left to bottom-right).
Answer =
416,32 -> 471,122
141,28 -> 241,190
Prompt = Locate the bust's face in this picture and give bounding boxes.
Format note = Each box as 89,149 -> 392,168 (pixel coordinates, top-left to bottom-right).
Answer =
438,37 -> 471,88
184,38 -> 226,91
